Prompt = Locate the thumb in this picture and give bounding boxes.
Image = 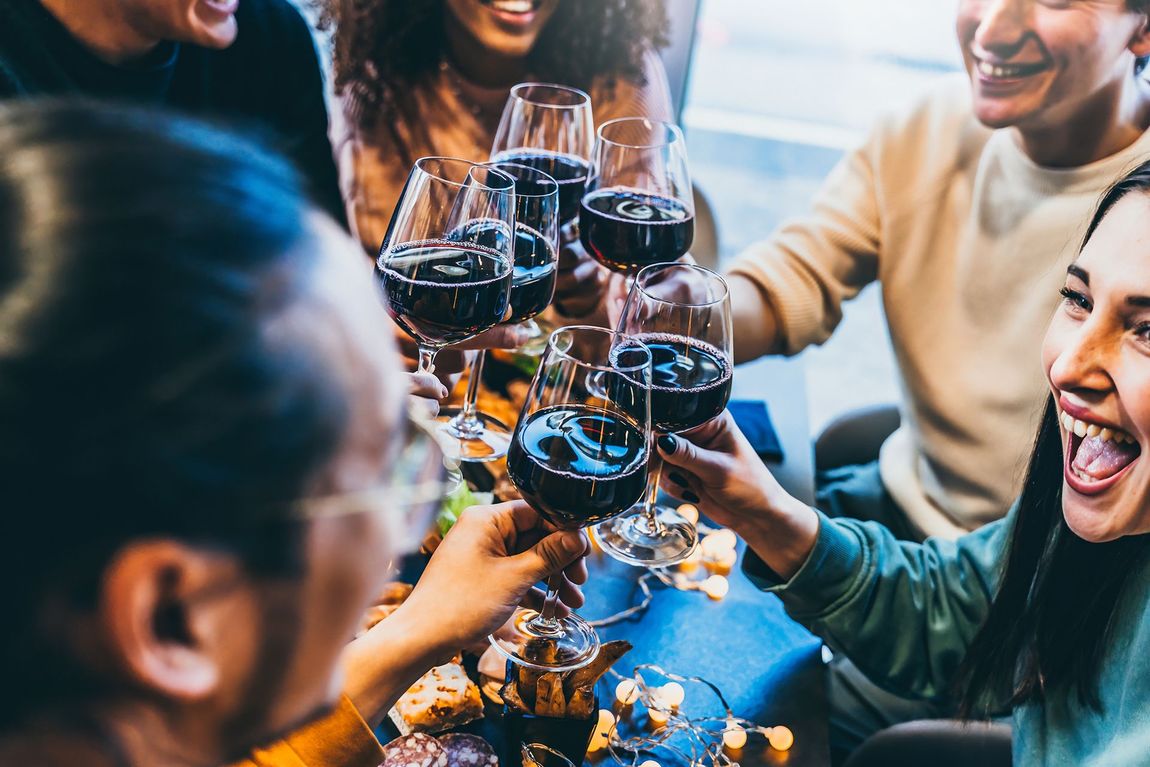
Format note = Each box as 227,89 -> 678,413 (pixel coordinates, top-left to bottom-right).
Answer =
516,530 -> 588,581
657,432 -> 728,484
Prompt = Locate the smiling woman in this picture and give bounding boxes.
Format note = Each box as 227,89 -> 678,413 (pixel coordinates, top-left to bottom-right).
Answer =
653,157 -> 1150,765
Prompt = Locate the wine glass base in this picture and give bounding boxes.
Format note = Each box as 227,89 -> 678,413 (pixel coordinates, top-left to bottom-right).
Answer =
488,608 -> 600,672
435,408 -> 512,463
594,505 -> 698,567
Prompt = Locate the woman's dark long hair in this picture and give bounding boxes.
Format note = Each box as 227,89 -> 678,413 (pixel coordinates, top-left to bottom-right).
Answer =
0,101 -> 348,730
956,160 -> 1150,716
317,0 -> 669,159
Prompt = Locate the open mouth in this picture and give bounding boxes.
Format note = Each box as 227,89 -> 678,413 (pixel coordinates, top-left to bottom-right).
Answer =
479,0 -> 543,15
974,57 -> 1048,82
1061,409 -> 1142,496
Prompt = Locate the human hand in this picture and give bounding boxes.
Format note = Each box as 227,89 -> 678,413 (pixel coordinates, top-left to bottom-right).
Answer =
657,412 -> 819,580
399,501 -> 589,654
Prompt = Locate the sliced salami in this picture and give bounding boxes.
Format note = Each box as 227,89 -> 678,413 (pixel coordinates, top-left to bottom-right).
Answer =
381,733 -> 448,767
438,734 -> 498,767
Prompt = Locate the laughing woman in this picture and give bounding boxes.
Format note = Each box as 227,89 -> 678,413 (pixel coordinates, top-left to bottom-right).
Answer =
320,0 -> 672,318
658,161 -> 1150,765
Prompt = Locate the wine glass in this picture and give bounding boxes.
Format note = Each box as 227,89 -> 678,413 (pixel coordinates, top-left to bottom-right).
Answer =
491,83 -> 594,353
580,118 -> 694,280
595,263 -> 733,567
490,326 -> 653,671
435,162 -> 560,461
378,157 -> 516,460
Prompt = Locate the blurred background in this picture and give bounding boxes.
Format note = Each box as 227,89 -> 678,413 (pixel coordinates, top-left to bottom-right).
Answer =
680,0 -> 962,432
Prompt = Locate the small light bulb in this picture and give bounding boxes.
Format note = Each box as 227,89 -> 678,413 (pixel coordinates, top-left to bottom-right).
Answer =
768,725 -> 794,752
722,724 -> 747,750
705,547 -> 738,576
586,732 -> 608,752
615,679 -> 640,706
660,682 -> 685,708
702,574 -> 729,600
700,529 -> 737,557
678,503 -> 700,524
639,761 -> 661,767
648,706 -> 669,727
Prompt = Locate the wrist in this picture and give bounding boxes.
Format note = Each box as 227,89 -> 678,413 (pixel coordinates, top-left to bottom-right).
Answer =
738,493 -> 820,581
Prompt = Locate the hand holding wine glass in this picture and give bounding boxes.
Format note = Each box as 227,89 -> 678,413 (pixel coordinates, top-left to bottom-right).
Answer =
595,263 -> 733,567
490,326 -> 653,671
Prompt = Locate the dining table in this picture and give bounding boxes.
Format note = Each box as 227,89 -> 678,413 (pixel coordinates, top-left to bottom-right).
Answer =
386,353 -> 830,766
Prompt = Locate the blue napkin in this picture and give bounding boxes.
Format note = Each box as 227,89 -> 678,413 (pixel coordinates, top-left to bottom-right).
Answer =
729,399 -> 784,462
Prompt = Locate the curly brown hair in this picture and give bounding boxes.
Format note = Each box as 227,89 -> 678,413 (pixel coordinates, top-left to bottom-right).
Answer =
316,0 -> 669,158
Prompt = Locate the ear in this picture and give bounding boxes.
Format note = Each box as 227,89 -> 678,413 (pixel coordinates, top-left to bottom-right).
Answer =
99,540 -> 245,702
1129,12 -> 1150,59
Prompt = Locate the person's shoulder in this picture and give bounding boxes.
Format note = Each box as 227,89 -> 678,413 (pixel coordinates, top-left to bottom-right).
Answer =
871,74 -> 981,148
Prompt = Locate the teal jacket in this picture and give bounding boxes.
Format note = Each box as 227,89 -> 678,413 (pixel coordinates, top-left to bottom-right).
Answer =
745,508 -> 1150,766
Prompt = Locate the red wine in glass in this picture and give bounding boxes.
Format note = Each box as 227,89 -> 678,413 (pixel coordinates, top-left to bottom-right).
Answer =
630,333 -> 733,434
382,240 -> 512,347
506,404 -> 649,529
580,188 -> 694,275
491,150 -> 589,226
507,223 -> 558,324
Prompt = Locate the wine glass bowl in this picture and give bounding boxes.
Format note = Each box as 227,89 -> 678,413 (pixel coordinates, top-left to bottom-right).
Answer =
491,83 -> 594,227
580,118 -> 694,276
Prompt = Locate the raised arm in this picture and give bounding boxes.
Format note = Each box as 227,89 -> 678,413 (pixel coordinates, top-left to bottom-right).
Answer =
659,413 -> 1007,700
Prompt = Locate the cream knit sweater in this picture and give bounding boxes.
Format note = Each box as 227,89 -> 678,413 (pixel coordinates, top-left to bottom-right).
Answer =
729,75 -> 1150,538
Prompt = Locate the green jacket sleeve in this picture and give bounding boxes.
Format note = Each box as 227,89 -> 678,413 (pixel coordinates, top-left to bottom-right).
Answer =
744,508 -> 1012,701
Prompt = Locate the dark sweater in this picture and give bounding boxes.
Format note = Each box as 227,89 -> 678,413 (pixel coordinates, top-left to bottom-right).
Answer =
0,0 -> 345,225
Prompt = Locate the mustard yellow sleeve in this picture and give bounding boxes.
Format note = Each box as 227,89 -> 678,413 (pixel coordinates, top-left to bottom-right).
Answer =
232,694 -> 384,767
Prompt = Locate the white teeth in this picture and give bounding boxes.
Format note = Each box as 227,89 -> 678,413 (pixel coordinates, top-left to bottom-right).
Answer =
977,60 -> 1034,79
491,0 -> 533,11
1059,410 -> 1136,445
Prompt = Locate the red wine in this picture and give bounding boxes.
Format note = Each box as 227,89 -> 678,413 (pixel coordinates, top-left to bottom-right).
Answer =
629,333 -> 731,433
380,241 -> 511,347
492,150 -> 589,225
507,405 -> 648,530
508,223 -> 556,323
580,188 -> 694,274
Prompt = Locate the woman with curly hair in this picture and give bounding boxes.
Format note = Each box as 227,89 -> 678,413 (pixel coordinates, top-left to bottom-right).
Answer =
322,0 -> 673,316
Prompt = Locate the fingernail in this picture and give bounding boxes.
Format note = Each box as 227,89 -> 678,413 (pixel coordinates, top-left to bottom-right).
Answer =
668,471 -> 689,487
682,490 -> 700,504
657,435 -> 677,454
438,385 -> 449,399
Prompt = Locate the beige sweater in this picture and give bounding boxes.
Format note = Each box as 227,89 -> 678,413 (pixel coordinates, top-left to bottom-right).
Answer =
331,49 -> 673,254
729,75 -> 1150,538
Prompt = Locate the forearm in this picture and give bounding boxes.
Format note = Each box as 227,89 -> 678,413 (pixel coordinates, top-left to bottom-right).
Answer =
341,601 -> 457,727
727,275 -> 785,363
735,492 -> 821,582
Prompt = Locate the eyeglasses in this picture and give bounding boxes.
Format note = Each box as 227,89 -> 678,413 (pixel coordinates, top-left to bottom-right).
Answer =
292,400 -> 460,553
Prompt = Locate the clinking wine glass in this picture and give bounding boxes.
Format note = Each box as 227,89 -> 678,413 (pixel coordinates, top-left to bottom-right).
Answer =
378,157 -> 516,461
595,263 -> 733,567
580,118 -> 694,281
491,82 -> 595,354
490,326 -> 653,671
435,162 -> 560,461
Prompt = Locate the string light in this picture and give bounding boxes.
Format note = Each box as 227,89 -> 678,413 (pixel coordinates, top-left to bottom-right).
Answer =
588,709 -> 616,752
699,529 -> 737,558
701,575 -> 729,600
615,679 -> 641,706
660,682 -> 685,708
595,664 -> 796,767
677,503 -> 700,525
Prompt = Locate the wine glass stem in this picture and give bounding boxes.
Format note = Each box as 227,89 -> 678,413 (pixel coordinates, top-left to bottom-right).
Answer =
417,347 -> 437,375
526,574 -> 564,635
640,449 -> 668,536
457,349 -> 487,426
